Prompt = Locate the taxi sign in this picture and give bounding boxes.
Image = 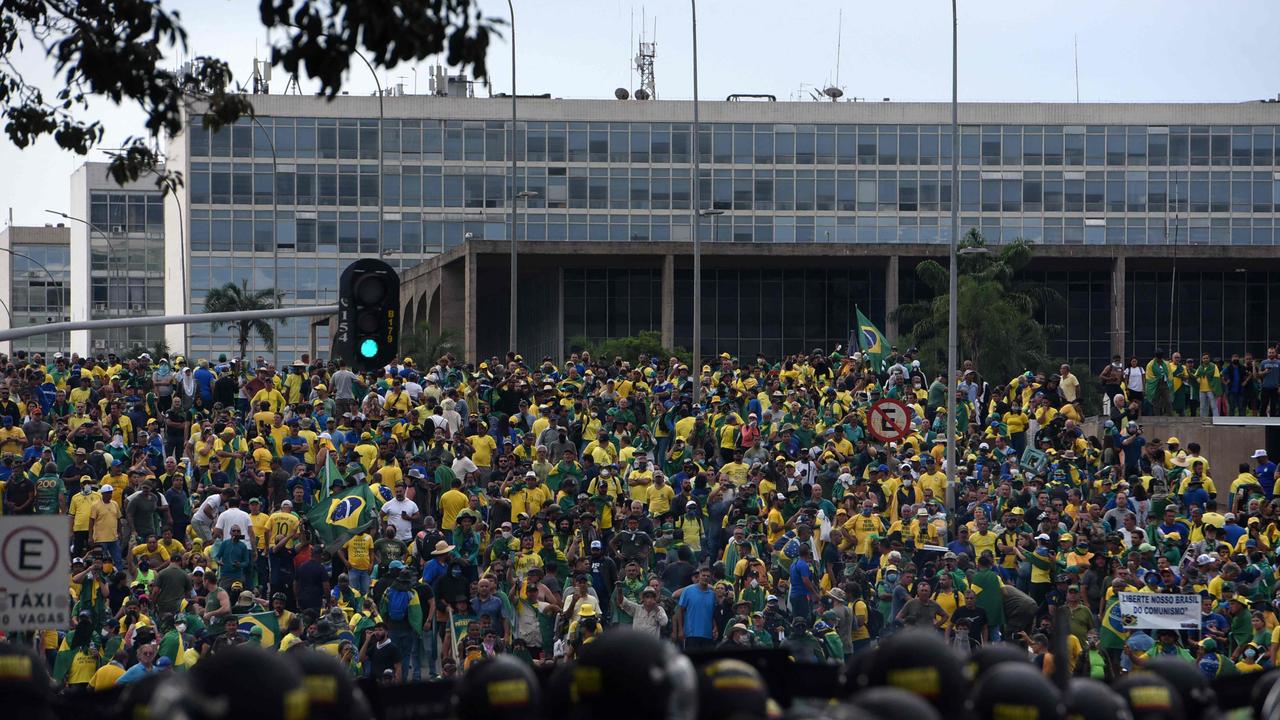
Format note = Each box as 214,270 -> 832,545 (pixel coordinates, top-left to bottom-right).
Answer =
0,516 -> 70,631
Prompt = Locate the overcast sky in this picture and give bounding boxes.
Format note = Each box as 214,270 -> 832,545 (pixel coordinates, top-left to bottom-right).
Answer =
3,0 -> 1279,228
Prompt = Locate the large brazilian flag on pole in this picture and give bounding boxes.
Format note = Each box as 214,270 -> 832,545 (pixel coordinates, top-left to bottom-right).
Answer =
306,483 -> 381,548
855,306 -> 889,372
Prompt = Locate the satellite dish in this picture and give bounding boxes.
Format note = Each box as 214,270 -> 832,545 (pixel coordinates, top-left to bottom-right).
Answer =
823,86 -> 844,100
634,88 -> 650,100
614,87 -> 630,100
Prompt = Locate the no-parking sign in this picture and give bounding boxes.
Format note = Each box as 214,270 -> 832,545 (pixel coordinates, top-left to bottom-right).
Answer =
867,398 -> 911,443
0,516 -> 70,631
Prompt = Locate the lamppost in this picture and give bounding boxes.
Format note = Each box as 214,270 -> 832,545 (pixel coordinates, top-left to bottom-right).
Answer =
512,190 -> 537,352
506,0 -> 522,355
945,0 -> 961,508
690,0 -> 704,404
247,115 -> 281,369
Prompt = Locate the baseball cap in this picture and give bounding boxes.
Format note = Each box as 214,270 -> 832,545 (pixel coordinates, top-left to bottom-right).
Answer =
100,483 -> 114,493
590,540 -> 602,550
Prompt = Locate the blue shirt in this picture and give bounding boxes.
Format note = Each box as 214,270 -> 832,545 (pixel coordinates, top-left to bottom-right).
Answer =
677,583 -> 716,639
194,366 -> 215,400
115,662 -> 158,685
1121,434 -> 1146,467
1183,487 -> 1210,511
789,557 -> 814,599
1262,359 -> 1280,389
1257,461 -> 1277,498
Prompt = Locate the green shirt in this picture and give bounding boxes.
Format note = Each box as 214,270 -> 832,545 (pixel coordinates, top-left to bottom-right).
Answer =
34,473 -> 65,514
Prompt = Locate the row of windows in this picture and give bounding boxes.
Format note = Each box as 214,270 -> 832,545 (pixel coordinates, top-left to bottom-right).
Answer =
190,117 -> 1280,168
186,212 -> 1280,249
187,164 -> 1280,215
89,193 -> 164,235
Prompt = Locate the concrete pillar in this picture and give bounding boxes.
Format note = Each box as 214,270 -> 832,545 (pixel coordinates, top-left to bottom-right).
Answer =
661,254 -> 675,350
464,249 -> 478,364
556,267 -> 566,364
884,255 -> 900,341
1111,255 -> 1126,359
440,263 -> 465,358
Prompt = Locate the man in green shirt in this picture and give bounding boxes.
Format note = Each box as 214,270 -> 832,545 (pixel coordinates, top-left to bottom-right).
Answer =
34,471 -> 66,514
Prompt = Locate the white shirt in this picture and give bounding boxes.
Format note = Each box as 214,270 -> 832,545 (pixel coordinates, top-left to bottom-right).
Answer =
215,507 -> 254,546
381,497 -> 420,541
451,456 -> 478,479
196,494 -> 222,522
1124,366 -> 1145,392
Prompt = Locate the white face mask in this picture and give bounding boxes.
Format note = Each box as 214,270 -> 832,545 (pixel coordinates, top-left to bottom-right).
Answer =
175,622 -> 187,633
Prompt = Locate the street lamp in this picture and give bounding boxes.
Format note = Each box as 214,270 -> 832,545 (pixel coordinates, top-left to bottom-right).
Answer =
700,208 -> 724,242
945,0 -> 961,510
506,0 -> 523,355
511,190 -> 537,352
690,0 -> 704,404
246,115 -> 281,369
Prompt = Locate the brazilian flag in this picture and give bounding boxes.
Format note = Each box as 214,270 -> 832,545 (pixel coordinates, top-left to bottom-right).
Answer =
239,611 -> 282,648
306,484 -> 380,548
855,306 -> 889,372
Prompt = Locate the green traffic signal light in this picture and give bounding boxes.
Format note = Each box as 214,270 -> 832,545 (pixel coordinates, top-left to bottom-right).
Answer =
359,338 -> 380,358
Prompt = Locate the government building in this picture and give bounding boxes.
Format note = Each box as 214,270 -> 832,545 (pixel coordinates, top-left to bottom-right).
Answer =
117,93 -> 1280,364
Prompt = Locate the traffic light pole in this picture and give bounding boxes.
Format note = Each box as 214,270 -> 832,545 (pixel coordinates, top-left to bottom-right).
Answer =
0,305 -> 339,343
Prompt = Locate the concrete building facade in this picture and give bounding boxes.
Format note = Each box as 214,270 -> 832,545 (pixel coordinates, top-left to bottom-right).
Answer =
68,162 -> 168,356
156,95 -> 1280,364
0,224 -> 71,356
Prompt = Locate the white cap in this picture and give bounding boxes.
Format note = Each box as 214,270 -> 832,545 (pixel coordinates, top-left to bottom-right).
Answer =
979,442 -> 990,450
1196,554 -> 1215,565
100,483 -> 114,493
525,470 -> 537,478
280,500 -> 293,508
1254,449 -> 1269,459
1035,533 -> 1051,541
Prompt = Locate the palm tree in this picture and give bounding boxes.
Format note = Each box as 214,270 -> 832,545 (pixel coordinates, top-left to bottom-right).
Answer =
893,231 -> 1063,384
203,280 -> 283,361
398,322 -> 460,367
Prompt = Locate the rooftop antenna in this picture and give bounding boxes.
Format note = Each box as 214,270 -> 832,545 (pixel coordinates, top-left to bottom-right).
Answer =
821,9 -> 844,102
835,8 -> 843,89
629,6 -> 635,98
1073,34 -> 1080,103
634,9 -> 657,99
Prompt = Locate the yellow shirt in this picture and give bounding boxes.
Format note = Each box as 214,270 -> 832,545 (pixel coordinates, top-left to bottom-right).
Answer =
345,533 -> 374,571
647,483 -> 676,516
376,464 -> 404,490
439,489 -> 470,531
70,491 -> 101,532
508,485 -> 552,519
468,434 -> 498,468
251,388 -> 286,414
266,511 -> 301,549
721,462 -> 750,487
89,499 -> 122,542
249,512 -> 271,548
252,447 -> 274,472
970,530 -> 999,561
89,662 -> 125,690
0,426 -> 26,454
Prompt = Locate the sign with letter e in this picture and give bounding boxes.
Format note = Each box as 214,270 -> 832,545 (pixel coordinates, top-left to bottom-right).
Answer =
0,516 -> 70,631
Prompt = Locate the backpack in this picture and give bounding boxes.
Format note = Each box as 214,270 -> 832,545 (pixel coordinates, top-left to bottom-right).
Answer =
386,588 -> 411,621
866,603 -> 884,638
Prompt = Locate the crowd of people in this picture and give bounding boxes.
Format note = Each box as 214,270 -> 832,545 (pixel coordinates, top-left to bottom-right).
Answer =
1100,348 -> 1280,418
1,343 -> 1279,717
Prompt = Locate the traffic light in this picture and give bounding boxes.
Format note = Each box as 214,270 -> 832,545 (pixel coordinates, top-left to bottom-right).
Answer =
337,259 -> 399,370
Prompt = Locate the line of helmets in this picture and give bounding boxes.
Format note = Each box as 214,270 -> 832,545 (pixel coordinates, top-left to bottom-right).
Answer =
5,626 -> 1280,720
